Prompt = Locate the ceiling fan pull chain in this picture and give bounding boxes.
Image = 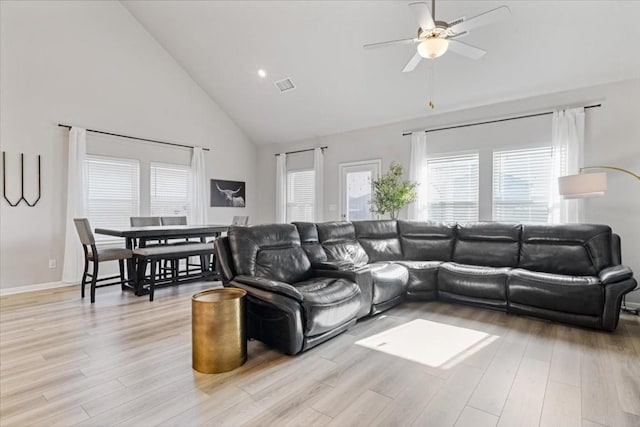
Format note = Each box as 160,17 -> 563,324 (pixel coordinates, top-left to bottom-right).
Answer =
428,63 -> 436,109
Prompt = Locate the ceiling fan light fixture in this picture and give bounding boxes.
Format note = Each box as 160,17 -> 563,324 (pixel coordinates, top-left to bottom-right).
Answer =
417,37 -> 449,59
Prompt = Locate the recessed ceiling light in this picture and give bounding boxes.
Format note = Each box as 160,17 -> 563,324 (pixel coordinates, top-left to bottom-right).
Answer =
257,69 -> 267,78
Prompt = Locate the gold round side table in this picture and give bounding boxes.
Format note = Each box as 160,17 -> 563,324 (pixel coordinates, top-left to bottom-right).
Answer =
192,288 -> 247,374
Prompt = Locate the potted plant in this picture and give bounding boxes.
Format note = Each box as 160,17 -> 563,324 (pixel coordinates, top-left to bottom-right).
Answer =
370,162 -> 418,220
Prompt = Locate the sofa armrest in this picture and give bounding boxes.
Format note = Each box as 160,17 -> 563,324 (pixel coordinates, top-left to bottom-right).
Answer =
313,260 -> 355,270
233,275 -> 303,302
599,265 -> 634,284
315,266 -> 374,319
228,280 -> 304,355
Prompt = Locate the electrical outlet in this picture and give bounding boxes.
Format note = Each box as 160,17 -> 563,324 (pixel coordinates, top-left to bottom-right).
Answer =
48,259 -> 56,269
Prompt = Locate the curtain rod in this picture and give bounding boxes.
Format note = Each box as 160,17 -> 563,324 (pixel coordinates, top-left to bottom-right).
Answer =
274,146 -> 328,157
402,104 -> 602,136
57,124 -> 210,151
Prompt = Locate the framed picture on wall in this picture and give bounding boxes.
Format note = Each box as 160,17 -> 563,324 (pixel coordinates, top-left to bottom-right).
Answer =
211,179 -> 246,207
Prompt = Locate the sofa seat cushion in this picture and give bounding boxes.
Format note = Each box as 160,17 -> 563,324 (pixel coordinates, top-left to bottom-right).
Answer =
508,269 -> 603,316
368,262 -> 409,305
294,277 -> 362,336
439,262 -> 509,302
393,261 -> 441,296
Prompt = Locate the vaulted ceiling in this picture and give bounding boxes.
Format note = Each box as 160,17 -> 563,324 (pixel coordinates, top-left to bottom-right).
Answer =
123,1 -> 640,144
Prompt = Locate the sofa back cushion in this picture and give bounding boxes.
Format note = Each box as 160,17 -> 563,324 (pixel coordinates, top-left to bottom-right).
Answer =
353,220 -> 403,263
293,222 -> 327,265
453,223 -> 522,267
316,222 -> 369,267
519,224 -> 612,275
228,224 -> 311,284
398,220 -> 456,261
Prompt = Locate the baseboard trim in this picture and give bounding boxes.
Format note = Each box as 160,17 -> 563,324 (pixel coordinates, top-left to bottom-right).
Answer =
0,281 -> 78,296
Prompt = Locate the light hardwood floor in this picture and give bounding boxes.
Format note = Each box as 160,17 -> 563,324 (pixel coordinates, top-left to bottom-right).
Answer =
1,282 -> 639,427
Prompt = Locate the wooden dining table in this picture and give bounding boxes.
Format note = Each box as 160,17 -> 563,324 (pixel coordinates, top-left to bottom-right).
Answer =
95,224 -> 229,295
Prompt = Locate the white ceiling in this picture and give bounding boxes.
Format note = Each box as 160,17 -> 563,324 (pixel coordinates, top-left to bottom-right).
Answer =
122,1 -> 640,145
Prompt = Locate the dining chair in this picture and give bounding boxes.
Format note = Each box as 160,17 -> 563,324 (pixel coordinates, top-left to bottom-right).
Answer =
160,216 -> 188,226
232,216 -> 249,225
130,216 -> 162,226
160,216 -> 199,276
73,218 -> 132,303
130,216 -> 163,248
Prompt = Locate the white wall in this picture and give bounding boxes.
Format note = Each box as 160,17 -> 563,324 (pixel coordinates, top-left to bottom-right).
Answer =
0,1 -> 258,290
257,78 -> 640,302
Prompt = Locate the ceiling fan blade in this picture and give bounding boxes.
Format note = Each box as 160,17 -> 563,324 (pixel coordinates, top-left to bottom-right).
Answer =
409,2 -> 435,31
448,31 -> 468,40
447,39 -> 486,59
449,6 -> 511,34
402,52 -> 422,72
363,38 -> 418,50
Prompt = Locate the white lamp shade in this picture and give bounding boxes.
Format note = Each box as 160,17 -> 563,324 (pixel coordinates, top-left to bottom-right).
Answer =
558,172 -> 607,198
417,38 -> 449,59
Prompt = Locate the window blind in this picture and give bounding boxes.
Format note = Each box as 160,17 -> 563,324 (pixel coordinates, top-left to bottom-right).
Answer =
86,156 -> 140,244
150,162 -> 192,218
286,169 -> 315,222
493,146 -> 562,223
427,153 -> 479,222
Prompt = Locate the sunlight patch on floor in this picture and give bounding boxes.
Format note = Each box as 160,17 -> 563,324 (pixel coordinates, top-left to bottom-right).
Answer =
355,319 -> 499,368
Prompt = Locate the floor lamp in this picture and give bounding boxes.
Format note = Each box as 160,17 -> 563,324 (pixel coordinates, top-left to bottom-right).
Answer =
559,165 -> 640,315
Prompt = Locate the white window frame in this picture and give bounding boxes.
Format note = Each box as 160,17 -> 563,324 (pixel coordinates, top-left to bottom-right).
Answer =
85,155 -> 140,245
286,168 -> 315,223
492,145 -> 565,223
149,162 -> 193,219
426,151 -> 479,222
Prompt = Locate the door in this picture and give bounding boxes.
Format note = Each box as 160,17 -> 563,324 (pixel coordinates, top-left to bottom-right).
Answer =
339,160 -> 382,221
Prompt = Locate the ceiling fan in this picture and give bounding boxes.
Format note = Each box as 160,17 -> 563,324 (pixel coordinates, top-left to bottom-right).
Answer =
364,0 -> 511,72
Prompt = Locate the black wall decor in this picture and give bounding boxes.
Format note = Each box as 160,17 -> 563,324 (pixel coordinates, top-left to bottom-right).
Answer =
2,152 -> 42,207
211,179 -> 246,207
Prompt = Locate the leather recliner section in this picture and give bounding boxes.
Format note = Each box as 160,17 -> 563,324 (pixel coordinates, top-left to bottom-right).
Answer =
453,222 -> 522,267
519,224 -> 612,276
368,262 -> 409,305
394,260 -> 441,300
227,224 -> 362,354
215,220 -> 637,355
353,220 -> 404,263
352,220 -> 410,312
438,262 -> 510,309
293,276 -> 362,336
508,269 -> 603,316
397,220 -> 456,261
316,222 -> 369,267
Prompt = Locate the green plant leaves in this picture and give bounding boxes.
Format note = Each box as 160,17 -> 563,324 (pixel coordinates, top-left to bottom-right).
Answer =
370,162 -> 418,219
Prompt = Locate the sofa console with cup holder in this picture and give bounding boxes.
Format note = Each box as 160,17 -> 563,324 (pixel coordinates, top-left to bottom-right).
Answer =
215,221 -> 636,355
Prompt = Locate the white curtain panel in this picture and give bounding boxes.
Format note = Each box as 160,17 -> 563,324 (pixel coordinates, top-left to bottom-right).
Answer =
61,127 -> 88,284
313,147 -> 324,222
275,153 -> 287,223
191,147 -> 208,225
408,132 -> 428,220
550,107 -> 585,223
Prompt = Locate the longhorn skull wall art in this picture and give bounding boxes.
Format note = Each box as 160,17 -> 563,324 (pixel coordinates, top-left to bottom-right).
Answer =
210,179 -> 246,207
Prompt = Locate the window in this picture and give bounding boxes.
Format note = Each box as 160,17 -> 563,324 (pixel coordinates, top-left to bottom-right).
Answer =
286,169 -> 315,222
150,162 -> 192,218
426,153 -> 479,221
86,156 -> 140,243
493,147 -> 563,223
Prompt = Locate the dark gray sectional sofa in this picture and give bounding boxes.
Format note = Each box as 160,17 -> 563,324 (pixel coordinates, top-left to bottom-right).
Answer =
215,220 -> 637,355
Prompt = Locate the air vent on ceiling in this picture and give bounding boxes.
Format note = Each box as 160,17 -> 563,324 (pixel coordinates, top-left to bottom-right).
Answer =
274,78 -> 296,93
